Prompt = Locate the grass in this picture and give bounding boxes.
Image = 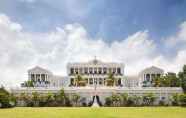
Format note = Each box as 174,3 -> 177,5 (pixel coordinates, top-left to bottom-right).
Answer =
0,107 -> 186,118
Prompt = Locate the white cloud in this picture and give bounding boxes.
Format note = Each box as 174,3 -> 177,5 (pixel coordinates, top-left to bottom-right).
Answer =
165,21 -> 186,47
0,14 -> 186,88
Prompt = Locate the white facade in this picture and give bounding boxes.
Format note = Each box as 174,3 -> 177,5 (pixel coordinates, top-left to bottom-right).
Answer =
26,66 -> 67,87
67,59 -> 124,87
12,59 -> 183,105
139,66 -> 164,87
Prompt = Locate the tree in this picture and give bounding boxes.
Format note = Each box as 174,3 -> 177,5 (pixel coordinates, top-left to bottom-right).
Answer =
152,72 -> 181,87
171,93 -> 179,106
106,73 -> 115,86
167,73 -> 181,87
74,74 -> 86,87
45,92 -> 54,106
0,87 -> 15,108
23,80 -> 34,87
153,77 -> 161,87
179,94 -> 186,106
120,93 -> 128,106
71,93 -> 80,106
178,65 -> 186,93
55,89 -> 66,106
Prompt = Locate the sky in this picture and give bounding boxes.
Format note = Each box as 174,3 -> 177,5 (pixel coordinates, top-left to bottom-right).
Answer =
0,0 -> 186,87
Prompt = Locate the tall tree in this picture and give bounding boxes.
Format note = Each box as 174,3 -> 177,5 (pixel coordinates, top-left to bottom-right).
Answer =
0,87 -> 11,108
56,89 -> 66,106
106,73 -> 115,86
179,94 -> 186,106
74,74 -> 86,86
71,93 -> 80,106
167,73 -> 181,87
120,93 -> 128,106
45,92 -> 54,106
24,80 -> 34,87
178,65 -> 186,93
152,72 -> 181,87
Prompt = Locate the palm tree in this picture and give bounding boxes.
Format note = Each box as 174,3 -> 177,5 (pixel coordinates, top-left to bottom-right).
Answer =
106,73 -> 115,86
120,93 -> 128,106
45,92 -> 54,106
56,89 -> 66,106
171,93 -> 179,106
24,80 -> 34,87
74,74 -> 86,87
71,93 -> 80,106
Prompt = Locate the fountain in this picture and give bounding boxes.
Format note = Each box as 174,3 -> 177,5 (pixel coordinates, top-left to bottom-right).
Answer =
91,95 -> 100,107
91,78 -> 100,107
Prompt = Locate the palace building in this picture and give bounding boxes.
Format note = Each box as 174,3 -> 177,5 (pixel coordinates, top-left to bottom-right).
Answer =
67,59 -> 124,87
11,58 -> 183,106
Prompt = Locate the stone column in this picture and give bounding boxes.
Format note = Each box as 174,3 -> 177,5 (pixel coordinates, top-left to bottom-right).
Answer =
40,74 -> 41,81
34,74 -> 36,82
44,74 -> 46,82
46,74 -> 48,83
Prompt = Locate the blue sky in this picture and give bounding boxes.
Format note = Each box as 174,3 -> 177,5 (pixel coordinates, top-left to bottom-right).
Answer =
1,0 -> 186,42
1,0 -> 186,87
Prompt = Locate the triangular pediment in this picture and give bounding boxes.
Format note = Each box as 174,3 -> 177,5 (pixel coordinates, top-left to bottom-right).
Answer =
28,66 -> 52,74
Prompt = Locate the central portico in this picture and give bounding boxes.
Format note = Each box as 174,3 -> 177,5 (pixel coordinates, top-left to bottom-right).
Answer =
67,58 -> 124,87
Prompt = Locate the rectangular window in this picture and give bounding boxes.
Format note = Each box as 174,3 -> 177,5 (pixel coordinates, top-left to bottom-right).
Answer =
94,68 -> 97,74
99,78 -> 103,85
84,67 -> 88,74
89,78 -> 93,85
113,68 -> 116,74
103,67 -> 107,74
89,68 -> 93,74
98,67 -> 102,74
117,68 -> 121,74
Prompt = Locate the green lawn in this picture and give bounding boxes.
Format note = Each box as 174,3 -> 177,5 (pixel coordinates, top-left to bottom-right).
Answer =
0,107 -> 185,118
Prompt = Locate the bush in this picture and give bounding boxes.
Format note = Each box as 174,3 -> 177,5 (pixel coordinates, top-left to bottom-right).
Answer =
159,100 -> 165,106
105,97 -> 112,106
171,94 -> 179,106
179,94 -> 186,106
0,87 -> 15,108
126,97 -> 135,106
82,102 -> 87,107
